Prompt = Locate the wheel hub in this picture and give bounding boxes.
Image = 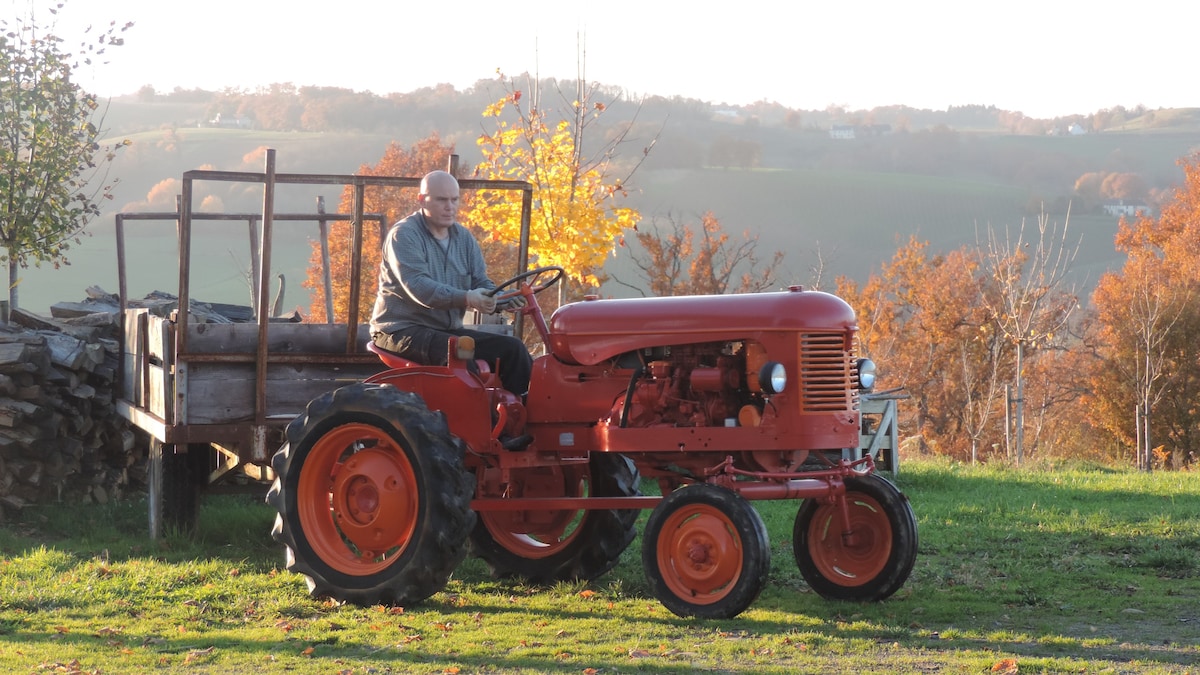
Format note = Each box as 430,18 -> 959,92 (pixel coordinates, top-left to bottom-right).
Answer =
667,511 -> 739,592
330,448 -> 416,549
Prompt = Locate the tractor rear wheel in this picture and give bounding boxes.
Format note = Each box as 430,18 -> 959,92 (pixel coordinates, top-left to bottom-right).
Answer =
267,383 -> 474,606
793,473 -> 917,601
470,453 -> 640,583
641,483 -> 770,619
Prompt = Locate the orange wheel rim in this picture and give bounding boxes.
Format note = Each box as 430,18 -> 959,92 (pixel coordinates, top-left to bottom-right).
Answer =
296,423 -> 419,576
480,467 -> 586,559
656,504 -> 743,605
808,493 -> 892,586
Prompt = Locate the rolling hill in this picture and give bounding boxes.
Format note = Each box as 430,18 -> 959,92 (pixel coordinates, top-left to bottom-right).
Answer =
13,95 -> 1200,314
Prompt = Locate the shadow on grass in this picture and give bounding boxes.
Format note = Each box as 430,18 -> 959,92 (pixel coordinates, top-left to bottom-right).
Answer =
5,466 -> 1200,672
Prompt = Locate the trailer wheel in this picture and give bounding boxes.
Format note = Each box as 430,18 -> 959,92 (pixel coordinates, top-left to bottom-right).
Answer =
470,453 -> 639,583
267,383 -> 474,607
793,473 -> 917,601
148,441 -> 207,538
641,483 -> 770,619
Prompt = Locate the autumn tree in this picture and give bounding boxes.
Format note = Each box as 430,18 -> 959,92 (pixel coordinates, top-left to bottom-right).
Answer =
464,70 -> 655,304
1089,153 -> 1200,469
977,209 -> 1080,464
1101,172 -> 1149,201
613,211 -> 784,296
0,3 -> 131,308
302,134 -> 458,322
838,238 -> 1012,462
1074,171 -> 1150,209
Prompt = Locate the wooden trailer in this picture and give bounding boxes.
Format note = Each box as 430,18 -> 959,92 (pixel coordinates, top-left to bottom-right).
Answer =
114,150 -> 534,537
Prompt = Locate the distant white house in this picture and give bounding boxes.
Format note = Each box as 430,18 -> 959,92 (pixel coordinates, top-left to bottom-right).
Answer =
829,124 -> 855,140
207,113 -> 253,129
1102,199 -> 1151,217
1047,123 -> 1089,136
829,124 -> 891,140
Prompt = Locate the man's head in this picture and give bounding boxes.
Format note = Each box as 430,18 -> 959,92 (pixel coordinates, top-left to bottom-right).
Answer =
418,170 -> 460,231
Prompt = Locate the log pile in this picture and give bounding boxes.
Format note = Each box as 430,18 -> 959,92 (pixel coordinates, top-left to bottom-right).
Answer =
0,287 -> 285,521
0,300 -> 136,519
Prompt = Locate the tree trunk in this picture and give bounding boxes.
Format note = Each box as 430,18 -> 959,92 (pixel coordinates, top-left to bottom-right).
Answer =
8,258 -> 18,310
1015,340 -> 1025,466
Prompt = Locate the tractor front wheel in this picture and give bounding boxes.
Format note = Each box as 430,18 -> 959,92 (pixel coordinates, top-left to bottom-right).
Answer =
267,383 -> 474,606
793,473 -> 917,601
641,483 -> 770,619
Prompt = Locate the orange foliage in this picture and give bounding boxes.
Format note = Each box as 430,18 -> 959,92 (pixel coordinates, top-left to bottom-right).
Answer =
842,238 -> 1008,460
1088,153 -> 1200,467
302,134 -> 458,323
625,212 -> 783,296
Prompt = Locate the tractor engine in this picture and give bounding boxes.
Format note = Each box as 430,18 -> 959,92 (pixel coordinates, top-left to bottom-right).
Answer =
614,341 -> 758,429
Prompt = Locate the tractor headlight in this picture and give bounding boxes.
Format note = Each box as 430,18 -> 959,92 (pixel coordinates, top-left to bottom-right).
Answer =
759,361 -> 787,395
856,358 -> 876,391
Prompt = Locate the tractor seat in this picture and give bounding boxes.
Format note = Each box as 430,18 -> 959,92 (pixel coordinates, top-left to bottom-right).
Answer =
366,340 -> 493,377
366,341 -> 420,369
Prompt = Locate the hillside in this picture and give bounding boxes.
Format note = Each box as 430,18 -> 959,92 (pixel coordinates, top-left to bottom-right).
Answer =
14,89 -> 1200,314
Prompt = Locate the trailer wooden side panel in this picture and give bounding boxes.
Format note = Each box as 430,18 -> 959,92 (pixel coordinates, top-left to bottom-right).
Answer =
122,316 -> 383,426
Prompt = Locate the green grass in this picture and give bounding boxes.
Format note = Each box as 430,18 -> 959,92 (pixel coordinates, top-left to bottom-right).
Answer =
3,458 -> 1199,673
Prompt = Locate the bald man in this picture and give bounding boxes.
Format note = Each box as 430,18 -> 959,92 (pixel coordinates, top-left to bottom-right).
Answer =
369,170 -> 532,397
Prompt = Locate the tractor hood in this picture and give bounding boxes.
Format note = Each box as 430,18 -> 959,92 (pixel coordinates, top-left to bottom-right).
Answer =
547,288 -> 857,366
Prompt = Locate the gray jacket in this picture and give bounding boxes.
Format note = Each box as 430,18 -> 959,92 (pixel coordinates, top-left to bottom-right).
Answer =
369,211 -> 495,334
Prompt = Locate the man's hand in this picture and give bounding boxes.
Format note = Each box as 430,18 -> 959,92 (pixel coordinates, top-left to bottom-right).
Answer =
466,288 -> 497,314
501,294 -> 527,311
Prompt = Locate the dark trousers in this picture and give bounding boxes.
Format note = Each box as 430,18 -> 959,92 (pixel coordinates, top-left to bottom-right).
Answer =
373,326 -> 533,396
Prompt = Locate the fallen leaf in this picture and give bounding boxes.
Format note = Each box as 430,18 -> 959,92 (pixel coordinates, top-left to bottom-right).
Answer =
301,646 -> 316,657
579,590 -> 596,599
228,568 -> 240,577
991,658 -> 1018,674
629,649 -> 651,658
444,667 -> 460,674
403,634 -> 423,644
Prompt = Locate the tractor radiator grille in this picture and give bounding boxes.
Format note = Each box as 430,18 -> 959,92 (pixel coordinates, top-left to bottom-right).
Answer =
798,332 -> 855,412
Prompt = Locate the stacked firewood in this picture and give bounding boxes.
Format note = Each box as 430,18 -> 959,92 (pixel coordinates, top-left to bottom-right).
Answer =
0,298 -> 137,519
0,287 -> 279,521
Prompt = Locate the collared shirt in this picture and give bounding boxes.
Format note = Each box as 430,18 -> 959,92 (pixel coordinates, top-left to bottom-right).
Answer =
370,211 -> 495,334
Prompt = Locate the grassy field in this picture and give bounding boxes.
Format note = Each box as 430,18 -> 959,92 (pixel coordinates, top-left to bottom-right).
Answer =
2,458 -> 1198,674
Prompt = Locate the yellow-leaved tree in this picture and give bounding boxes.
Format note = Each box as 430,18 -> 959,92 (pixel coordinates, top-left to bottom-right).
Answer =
464,72 -> 655,297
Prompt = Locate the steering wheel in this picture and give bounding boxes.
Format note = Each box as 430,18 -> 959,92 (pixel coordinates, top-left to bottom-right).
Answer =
486,265 -> 565,303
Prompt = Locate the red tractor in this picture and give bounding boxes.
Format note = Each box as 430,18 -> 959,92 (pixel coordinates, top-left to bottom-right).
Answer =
267,266 -> 917,619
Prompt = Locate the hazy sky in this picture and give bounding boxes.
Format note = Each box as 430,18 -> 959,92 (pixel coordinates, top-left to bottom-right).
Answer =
10,0 -> 1194,119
